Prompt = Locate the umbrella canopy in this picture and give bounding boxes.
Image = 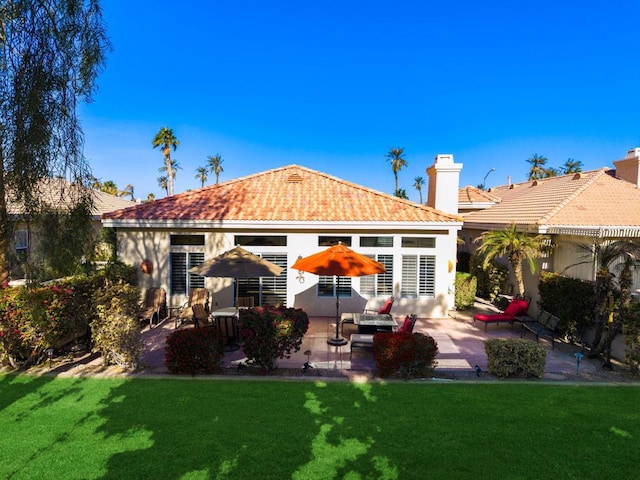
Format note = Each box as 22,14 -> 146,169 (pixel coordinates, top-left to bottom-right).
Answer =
189,246 -> 283,310
292,243 -> 386,346
189,246 -> 283,278
292,243 -> 386,277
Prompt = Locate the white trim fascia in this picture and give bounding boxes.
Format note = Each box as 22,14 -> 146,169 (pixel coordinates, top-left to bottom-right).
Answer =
101,218 -> 463,231
542,225 -> 640,237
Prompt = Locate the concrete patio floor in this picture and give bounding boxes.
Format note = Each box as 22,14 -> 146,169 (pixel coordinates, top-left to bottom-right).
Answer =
138,302 -> 612,381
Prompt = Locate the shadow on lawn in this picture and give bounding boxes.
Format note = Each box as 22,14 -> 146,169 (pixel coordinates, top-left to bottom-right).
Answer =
94,378 -> 403,479
0,374 -> 56,413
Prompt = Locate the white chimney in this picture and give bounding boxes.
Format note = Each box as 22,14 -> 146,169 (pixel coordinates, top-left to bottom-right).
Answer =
613,147 -> 640,188
426,154 -> 463,214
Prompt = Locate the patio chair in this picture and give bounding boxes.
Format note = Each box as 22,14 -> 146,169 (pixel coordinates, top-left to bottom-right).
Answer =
342,296 -> 395,334
138,287 -> 167,329
397,314 -> 417,333
175,288 -> 210,328
192,303 -> 214,328
472,298 -> 529,332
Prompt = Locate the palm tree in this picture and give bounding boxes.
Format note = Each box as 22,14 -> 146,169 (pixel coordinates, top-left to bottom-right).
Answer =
158,158 -> 181,184
195,166 -> 208,187
120,184 -> 135,201
152,127 -> 179,196
100,180 -> 118,196
413,176 -> 425,204
145,193 -> 156,202
385,147 -> 408,196
561,158 -> 583,174
157,176 -> 168,196
526,153 -> 548,180
207,154 -> 224,184
474,223 -> 547,296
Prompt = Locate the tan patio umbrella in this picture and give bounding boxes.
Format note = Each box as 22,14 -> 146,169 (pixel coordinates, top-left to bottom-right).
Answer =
292,242 -> 386,346
189,245 -> 283,310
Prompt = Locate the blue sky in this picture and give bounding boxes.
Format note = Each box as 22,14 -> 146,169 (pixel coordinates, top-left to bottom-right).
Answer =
81,0 -> 640,202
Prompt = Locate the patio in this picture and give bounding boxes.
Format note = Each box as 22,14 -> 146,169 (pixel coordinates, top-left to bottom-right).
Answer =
139,303 -> 604,380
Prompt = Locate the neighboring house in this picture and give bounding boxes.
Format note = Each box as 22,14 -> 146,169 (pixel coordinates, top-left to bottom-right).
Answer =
102,156 -> 464,318
8,178 -> 136,279
460,147 -> 640,305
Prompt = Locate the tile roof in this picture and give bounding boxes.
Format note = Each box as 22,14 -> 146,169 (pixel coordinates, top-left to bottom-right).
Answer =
103,165 -> 461,223
463,168 -> 640,231
458,186 -> 500,204
7,177 -> 136,216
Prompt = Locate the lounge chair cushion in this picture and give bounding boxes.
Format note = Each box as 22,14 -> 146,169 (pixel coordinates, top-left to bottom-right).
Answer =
473,313 -> 514,322
503,299 -> 529,317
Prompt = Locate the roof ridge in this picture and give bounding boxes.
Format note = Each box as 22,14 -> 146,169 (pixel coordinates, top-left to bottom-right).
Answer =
537,168 -> 609,224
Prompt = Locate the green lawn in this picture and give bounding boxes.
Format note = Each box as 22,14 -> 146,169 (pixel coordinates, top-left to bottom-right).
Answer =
1,374 -> 639,479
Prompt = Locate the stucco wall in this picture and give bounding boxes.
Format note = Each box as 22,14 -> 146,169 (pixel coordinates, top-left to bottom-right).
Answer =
115,227 -> 459,318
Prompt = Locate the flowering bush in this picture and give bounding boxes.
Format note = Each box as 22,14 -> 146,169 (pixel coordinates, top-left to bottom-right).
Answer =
91,283 -> 143,369
373,332 -> 439,379
165,328 -> 225,374
0,284 -> 77,368
238,306 -> 309,372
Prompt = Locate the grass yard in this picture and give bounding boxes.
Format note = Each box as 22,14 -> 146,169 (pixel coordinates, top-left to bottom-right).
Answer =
1,374 -> 639,479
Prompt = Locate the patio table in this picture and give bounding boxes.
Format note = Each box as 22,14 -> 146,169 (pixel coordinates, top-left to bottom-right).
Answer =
353,313 -> 397,334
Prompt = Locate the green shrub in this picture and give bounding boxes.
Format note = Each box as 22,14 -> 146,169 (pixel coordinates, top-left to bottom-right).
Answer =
373,332 -> 439,379
91,283 -> 143,369
238,306 -> 309,372
538,272 -> 595,339
455,272 -> 477,310
164,328 -> 225,375
470,254 -> 509,304
484,338 -> 546,378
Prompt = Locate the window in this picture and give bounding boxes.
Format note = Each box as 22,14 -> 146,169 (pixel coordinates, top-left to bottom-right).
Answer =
170,235 -> 205,246
318,275 -> 352,297
401,237 -> 436,248
234,235 -> 287,246
318,236 -> 351,246
170,252 -> 205,295
360,236 -> 393,247
360,254 -> 393,297
238,254 -> 287,306
15,230 -> 28,255
402,255 -> 436,297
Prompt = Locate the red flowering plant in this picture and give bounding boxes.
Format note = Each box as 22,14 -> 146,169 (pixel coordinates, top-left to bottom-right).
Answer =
165,328 -> 225,375
0,285 -> 75,368
373,332 -> 439,379
238,306 -> 309,373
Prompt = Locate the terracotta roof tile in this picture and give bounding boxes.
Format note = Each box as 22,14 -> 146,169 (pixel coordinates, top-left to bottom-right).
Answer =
103,165 -> 460,223
458,186 -> 500,204
464,168 -> 640,229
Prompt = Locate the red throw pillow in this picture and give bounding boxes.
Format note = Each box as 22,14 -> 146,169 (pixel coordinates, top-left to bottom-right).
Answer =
398,315 -> 412,333
377,297 -> 393,314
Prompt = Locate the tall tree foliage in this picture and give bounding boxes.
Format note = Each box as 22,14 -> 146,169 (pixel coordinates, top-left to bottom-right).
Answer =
195,166 -> 208,187
474,223 -> 546,296
0,0 -> 110,282
413,176 -> 425,204
526,153 -> 548,180
385,147 -> 407,196
152,127 -> 179,196
207,154 -> 223,184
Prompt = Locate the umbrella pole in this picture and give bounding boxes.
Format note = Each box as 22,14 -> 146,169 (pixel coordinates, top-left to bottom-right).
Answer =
327,275 -> 348,346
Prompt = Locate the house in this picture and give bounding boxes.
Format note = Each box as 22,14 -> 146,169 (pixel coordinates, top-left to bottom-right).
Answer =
460,147 -> 640,305
8,178 -> 136,280
102,156 -> 463,318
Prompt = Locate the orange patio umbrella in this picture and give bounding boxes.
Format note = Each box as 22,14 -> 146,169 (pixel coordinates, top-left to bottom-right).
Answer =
292,242 -> 386,345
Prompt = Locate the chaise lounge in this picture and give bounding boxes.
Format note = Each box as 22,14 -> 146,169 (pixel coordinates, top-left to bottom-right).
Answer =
472,298 -> 530,332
